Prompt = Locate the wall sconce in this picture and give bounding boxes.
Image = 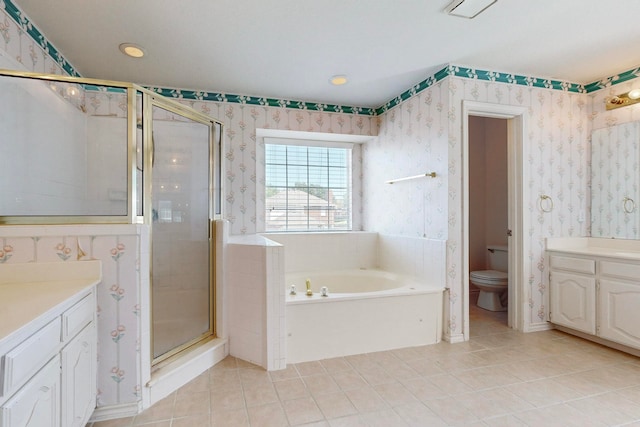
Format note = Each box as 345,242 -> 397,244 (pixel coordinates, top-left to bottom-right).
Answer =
606,88 -> 640,110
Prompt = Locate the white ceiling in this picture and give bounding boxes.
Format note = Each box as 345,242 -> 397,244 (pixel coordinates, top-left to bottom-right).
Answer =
13,0 -> 640,108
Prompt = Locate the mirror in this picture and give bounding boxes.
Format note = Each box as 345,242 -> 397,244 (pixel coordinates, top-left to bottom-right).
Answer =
591,121 -> 640,239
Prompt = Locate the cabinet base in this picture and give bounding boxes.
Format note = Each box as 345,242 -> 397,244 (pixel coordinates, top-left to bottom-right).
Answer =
554,325 -> 640,357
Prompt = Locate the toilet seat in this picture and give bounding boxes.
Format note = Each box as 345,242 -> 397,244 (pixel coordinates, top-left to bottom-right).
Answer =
470,270 -> 507,285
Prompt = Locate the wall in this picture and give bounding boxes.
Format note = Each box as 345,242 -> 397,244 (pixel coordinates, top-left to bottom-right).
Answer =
0,225 -> 148,411
362,81 -> 449,239
468,116 -> 488,273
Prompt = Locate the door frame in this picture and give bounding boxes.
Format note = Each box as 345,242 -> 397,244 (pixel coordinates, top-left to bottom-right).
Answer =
462,101 -> 528,339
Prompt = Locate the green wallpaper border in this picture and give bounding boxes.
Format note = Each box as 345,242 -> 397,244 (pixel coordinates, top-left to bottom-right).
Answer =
4,0 -> 640,117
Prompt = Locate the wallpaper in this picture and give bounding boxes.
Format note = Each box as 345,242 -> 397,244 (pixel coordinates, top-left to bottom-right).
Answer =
3,0 -> 640,411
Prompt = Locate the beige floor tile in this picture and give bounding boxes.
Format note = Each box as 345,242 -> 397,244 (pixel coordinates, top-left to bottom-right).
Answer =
239,366 -> 272,385
314,391 -> 358,419
210,369 -> 243,393
132,394 -> 175,425
243,383 -> 279,407
373,382 -> 418,407
210,407 -> 249,427
131,421 -> 171,427
566,392 -> 640,426
359,409 -> 408,426
427,373 -> 475,395
331,370 -> 368,391
393,402 -> 447,427
401,377 -> 445,402
513,403 -> 607,427
455,388 -> 533,419
344,354 -> 378,372
320,357 -> 352,374
171,413 -> 211,427
403,358 -> 445,377
303,374 -> 341,396
368,350 -> 400,364
359,368 -> 396,386
344,386 -> 388,413
505,377 -> 585,407
452,365 -> 522,390
282,396 -> 324,425
433,352 -> 489,373
173,389 -> 210,417
328,414 -> 368,427
274,377 -> 310,401
296,360 -> 326,376
391,346 -> 426,362
177,371 -> 210,395
269,364 -> 300,382
424,397 -> 480,425
377,359 -> 420,381
246,402 -> 289,427
210,388 -> 245,411
482,414 -> 528,426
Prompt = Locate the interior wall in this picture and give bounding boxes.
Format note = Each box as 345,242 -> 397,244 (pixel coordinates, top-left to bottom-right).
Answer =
362,82 -> 449,239
484,117 -> 508,247
468,116 -> 488,274
448,77 -> 591,336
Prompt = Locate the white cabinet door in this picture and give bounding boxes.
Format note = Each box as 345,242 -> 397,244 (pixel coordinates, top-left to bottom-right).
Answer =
549,271 -> 596,334
61,323 -> 96,427
599,279 -> 640,348
0,356 -> 60,427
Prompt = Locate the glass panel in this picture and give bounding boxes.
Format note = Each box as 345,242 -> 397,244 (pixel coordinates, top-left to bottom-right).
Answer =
0,74 -> 129,217
151,105 -> 211,360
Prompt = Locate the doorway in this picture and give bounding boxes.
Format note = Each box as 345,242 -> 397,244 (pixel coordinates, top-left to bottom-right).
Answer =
468,116 -> 509,328
462,101 -> 527,340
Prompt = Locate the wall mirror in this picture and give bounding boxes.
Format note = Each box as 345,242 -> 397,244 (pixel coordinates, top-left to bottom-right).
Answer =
591,121 -> 640,239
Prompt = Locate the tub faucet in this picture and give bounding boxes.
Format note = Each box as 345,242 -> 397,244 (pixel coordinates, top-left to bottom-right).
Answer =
306,279 -> 313,296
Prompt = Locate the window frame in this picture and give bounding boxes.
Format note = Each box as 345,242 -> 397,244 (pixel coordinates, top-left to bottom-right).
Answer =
264,139 -> 354,232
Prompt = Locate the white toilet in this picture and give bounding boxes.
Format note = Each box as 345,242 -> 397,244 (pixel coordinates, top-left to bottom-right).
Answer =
470,245 -> 508,311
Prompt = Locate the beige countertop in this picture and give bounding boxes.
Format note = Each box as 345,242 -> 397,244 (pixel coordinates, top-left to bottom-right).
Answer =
546,237 -> 640,261
0,261 -> 101,345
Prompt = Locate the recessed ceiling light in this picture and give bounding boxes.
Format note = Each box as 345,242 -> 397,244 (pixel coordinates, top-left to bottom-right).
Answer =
330,75 -> 348,86
119,43 -> 145,58
446,0 -> 497,19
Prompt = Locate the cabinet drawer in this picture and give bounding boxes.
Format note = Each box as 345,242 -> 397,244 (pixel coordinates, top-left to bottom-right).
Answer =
2,318 -> 61,397
62,294 -> 94,342
600,260 -> 640,282
549,255 -> 596,274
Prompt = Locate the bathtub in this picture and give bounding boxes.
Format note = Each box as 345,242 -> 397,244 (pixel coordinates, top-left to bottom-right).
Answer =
285,268 -> 444,363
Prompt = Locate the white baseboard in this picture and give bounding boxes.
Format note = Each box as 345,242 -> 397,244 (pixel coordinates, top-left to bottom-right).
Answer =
90,402 -> 141,422
524,321 -> 553,333
147,337 -> 229,407
443,333 -> 465,343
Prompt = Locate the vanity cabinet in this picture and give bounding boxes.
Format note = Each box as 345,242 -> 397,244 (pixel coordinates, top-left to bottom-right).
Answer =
0,262 -> 100,427
548,251 -> 640,353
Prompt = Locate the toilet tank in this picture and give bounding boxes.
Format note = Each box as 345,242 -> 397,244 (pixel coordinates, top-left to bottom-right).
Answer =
487,245 -> 508,272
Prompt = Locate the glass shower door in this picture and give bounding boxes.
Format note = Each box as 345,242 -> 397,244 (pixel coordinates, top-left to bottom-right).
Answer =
150,104 -> 214,363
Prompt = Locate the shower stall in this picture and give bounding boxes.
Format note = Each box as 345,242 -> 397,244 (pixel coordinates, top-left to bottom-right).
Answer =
0,70 -> 224,367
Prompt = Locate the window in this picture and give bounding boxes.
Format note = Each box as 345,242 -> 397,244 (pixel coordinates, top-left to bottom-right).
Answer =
265,143 -> 352,231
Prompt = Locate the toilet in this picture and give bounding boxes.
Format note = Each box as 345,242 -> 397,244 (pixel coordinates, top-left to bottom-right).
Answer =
470,245 -> 508,311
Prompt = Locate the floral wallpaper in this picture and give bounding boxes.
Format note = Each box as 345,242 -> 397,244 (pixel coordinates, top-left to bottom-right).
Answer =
4,0 -> 640,414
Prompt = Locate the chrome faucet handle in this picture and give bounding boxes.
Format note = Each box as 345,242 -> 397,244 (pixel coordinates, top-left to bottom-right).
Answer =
289,285 -> 297,295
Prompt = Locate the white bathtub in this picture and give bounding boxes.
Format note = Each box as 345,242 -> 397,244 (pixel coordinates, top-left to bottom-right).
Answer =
285,268 -> 444,363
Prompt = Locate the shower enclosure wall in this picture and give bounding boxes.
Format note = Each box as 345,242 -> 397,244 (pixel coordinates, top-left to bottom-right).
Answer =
0,70 -> 223,369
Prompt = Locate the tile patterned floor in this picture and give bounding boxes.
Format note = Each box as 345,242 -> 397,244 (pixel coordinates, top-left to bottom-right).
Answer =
90,302 -> 640,426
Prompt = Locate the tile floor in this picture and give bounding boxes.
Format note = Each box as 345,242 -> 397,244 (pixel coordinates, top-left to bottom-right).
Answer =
90,300 -> 640,426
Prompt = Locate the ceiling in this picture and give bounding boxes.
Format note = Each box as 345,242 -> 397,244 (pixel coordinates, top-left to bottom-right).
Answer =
13,0 -> 640,108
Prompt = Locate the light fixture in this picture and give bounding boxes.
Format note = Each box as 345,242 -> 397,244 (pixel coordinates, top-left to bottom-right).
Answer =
445,0 -> 497,19
329,75 -> 348,86
119,43 -> 145,58
606,88 -> 640,110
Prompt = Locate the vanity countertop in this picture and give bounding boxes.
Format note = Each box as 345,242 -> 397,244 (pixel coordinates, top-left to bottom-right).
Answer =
546,237 -> 640,260
0,261 -> 101,345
